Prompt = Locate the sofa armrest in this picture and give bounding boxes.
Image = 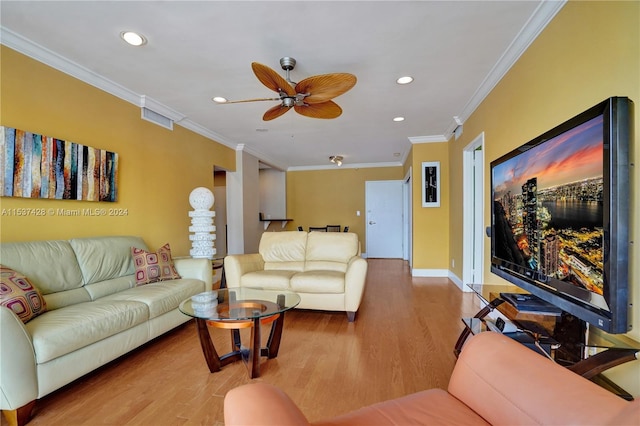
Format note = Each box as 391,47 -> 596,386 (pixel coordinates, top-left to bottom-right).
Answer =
0,307 -> 38,410
224,254 -> 265,288
449,332 -> 629,425
224,382 -> 310,426
173,258 -> 212,289
344,256 -> 368,312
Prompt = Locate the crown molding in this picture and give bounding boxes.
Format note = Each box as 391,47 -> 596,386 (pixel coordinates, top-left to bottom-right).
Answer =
408,135 -> 448,144
411,1 -> 566,145
287,161 -> 402,172
235,143 -> 288,171
1,26 -> 240,151
1,26 -> 141,105
456,0 -> 566,124
177,119 -> 237,149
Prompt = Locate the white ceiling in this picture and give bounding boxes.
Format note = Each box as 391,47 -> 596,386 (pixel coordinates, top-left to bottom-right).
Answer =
0,1 -> 565,170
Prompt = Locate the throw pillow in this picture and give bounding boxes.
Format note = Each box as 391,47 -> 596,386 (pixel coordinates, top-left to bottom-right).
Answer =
0,265 -> 47,323
132,243 -> 181,286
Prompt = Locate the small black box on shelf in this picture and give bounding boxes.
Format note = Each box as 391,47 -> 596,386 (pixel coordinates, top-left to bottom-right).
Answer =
500,293 -> 562,315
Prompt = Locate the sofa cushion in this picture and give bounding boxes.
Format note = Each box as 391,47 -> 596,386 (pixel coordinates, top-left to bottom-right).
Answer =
0,265 -> 47,323
260,231 -> 308,263
241,270 -> 297,290
99,278 -> 204,319
25,299 -> 149,364
290,271 -> 345,294
132,243 -> 181,286
70,236 -> 147,285
316,388 -> 489,426
305,233 -> 358,272
0,240 -> 84,294
83,275 -> 136,300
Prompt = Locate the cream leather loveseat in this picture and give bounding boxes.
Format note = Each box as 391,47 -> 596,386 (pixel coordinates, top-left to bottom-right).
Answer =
0,236 -> 212,426
224,231 -> 367,321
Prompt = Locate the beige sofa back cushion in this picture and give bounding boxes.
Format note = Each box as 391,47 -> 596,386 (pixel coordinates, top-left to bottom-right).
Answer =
70,236 -> 147,285
305,232 -> 359,272
0,240 -> 84,294
260,231 -> 307,272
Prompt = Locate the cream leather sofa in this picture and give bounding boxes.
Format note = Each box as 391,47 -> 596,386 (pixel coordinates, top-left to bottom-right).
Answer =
224,231 -> 367,321
225,331 -> 639,425
0,236 -> 212,426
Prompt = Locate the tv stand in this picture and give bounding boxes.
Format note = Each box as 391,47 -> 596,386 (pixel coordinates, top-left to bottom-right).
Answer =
457,284 -> 638,400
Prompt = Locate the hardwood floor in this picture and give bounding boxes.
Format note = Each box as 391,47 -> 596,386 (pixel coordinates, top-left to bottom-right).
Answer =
4,259 -> 482,425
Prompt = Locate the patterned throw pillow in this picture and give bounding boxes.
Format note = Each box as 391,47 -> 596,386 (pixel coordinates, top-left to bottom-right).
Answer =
132,243 -> 181,286
0,265 -> 47,323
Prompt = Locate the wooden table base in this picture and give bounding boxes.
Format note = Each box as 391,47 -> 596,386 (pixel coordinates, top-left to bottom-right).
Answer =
194,313 -> 283,378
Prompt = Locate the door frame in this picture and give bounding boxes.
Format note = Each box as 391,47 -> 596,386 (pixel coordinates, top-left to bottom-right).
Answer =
462,132 -> 485,291
403,168 -> 412,267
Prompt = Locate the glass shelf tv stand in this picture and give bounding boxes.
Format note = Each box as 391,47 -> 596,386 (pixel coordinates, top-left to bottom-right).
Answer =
456,283 -> 638,400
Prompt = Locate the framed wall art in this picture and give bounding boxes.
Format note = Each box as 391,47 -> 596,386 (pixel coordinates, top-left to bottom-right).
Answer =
421,161 -> 440,208
1,126 -> 118,202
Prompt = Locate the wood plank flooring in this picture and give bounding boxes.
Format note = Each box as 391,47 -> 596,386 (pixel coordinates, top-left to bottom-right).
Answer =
3,259 -> 481,425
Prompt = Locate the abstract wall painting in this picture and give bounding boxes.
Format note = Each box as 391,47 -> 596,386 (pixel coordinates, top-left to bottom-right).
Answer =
1,126 -> 118,202
422,161 -> 440,208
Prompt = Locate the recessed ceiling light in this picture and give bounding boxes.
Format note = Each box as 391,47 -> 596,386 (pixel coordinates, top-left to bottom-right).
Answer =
212,96 -> 228,103
120,31 -> 147,46
393,116 -> 405,122
396,76 -> 413,85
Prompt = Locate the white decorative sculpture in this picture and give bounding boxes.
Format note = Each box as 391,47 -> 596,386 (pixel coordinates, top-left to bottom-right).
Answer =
188,187 -> 216,259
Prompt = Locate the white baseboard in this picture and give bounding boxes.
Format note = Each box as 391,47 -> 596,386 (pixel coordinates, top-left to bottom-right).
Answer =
448,271 -> 466,290
411,268 -> 449,277
411,269 -> 470,292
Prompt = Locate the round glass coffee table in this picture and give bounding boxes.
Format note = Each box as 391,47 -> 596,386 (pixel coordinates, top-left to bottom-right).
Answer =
179,287 -> 300,378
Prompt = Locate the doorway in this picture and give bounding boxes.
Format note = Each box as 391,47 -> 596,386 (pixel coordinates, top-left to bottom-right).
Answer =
365,180 -> 404,258
213,169 -> 228,257
462,133 -> 485,291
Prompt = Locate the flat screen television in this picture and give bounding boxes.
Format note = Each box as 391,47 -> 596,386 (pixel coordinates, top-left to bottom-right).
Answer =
490,96 -> 633,334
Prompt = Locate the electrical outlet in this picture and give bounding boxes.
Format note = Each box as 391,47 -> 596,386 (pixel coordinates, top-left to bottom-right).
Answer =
451,259 -> 455,268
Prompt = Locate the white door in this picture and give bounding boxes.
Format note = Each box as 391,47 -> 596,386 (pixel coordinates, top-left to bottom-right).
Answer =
365,180 -> 404,258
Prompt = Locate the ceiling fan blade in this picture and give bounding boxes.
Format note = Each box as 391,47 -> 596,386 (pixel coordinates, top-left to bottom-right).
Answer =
294,101 -> 343,119
221,97 -> 280,104
263,104 -> 292,121
251,62 -> 296,97
295,73 -> 356,104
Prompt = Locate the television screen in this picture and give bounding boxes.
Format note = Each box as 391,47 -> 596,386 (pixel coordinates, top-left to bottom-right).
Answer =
490,97 -> 633,334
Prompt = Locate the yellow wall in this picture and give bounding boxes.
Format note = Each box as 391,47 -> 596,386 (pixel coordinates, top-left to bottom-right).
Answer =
0,46 -> 236,255
443,0 -> 639,393
411,142 -> 450,270
286,166 -> 404,246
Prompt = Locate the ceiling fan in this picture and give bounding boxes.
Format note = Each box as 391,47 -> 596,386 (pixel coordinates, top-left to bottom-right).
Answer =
218,57 -> 357,121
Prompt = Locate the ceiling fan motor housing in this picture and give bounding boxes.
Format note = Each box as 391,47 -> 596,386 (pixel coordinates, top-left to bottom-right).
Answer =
280,57 -> 296,70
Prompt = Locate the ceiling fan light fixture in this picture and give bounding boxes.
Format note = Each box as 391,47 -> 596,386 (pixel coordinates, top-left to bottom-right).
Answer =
120,31 -> 147,46
396,76 -> 413,85
212,96 -> 228,103
329,155 -> 343,166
